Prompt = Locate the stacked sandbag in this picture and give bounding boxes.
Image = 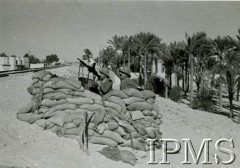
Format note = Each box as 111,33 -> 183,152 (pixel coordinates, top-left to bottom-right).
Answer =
17,70 -> 107,141
97,88 -> 163,151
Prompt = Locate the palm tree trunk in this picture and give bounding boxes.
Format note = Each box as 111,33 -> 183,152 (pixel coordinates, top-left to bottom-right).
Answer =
165,76 -> 168,98
190,54 -> 194,107
182,66 -> 185,91
151,56 -> 154,76
237,81 -> 240,101
144,50 -> 147,85
155,58 -> 158,73
229,92 -> 234,118
128,47 -> 130,68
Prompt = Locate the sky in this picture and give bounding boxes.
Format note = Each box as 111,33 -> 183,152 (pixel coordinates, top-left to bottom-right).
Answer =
0,0 -> 240,62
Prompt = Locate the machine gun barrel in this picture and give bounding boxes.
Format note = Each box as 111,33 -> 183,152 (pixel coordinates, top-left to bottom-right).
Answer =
77,58 -> 101,79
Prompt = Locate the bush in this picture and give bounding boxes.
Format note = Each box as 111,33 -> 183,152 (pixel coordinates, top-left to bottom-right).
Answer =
192,88 -> 214,112
144,75 -> 165,97
169,86 -> 182,102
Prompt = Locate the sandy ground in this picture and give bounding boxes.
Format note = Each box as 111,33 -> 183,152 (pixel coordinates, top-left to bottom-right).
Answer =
0,65 -> 239,168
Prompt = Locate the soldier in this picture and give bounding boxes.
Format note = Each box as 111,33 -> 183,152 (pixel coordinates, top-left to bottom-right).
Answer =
119,67 -> 138,90
96,67 -> 113,95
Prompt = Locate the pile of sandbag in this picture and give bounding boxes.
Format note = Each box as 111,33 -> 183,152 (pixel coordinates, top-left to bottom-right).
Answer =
17,70 -> 162,151
17,71 -> 106,138
90,88 -> 162,151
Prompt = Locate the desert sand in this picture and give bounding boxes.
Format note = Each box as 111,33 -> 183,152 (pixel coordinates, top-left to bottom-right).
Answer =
0,65 -> 239,168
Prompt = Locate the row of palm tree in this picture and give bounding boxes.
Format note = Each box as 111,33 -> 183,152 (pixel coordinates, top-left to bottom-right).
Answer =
95,29 -> 240,119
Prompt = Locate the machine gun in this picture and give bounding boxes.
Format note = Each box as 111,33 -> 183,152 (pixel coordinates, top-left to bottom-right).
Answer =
77,58 -> 101,80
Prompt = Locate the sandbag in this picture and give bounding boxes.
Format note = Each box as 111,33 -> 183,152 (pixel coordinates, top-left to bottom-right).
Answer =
89,136 -> 118,147
42,74 -> 52,81
141,90 -> 156,99
52,81 -> 79,90
130,110 -> 145,121
144,116 -> 155,123
47,103 -> 77,115
145,127 -> 156,139
96,122 -> 106,135
123,88 -> 145,99
107,96 -> 127,113
122,97 -> 145,105
80,104 -> 106,126
94,130 -> 124,144
27,86 -> 40,95
115,126 -> 127,136
104,101 -> 122,114
66,97 -> 93,105
65,122 -> 77,129
155,119 -> 162,125
17,113 -> 42,124
107,121 -> 118,131
105,107 -> 129,121
35,119 -> 47,128
32,70 -> 52,80
33,81 -> 44,88
59,78 -> 81,89
132,123 -> 147,135
64,127 -> 80,135
41,99 -> 66,107
120,139 -> 145,151
73,90 -> 102,101
38,107 -> 49,114
152,103 -> 159,114
31,78 -> 39,85
147,98 -> 155,104
102,89 -> 129,101
127,102 -> 153,111
17,100 -> 36,114
142,110 -> 153,116
93,99 -> 103,105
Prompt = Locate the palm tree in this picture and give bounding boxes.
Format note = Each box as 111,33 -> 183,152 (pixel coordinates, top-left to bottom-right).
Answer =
184,32 -> 209,107
122,35 -> 135,68
220,48 -> 240,118
82,48 -> 93,64
100,47 -> 116,67
133,32 -> 160,85
210,36 -> 234,111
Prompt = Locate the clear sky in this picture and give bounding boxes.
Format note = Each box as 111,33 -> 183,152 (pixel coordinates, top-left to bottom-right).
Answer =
1,0 -> 240,61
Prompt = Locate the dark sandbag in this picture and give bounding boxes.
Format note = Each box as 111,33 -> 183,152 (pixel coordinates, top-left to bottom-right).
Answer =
122,97 -> 145,105
123,88 -> 145,99
107,96 -> 127,114
99,147 -> 122,161
127,102 -> 153,111
17,100 -> 36,114
141,90 -> 156,99
89,136 -> 118,147
42,74 -> 52,81
52,81 -> 80,90
17,113 -> 42,124
102,89 -> 129,101
32,70 -> 52,80
33,81 -> 44,88
47,103 -> 77,115
61,78 -> 82,89
120,150 -> 138,166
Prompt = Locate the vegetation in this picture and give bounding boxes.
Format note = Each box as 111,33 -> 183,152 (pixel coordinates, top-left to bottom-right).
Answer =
97,28 -> 240,119
169,86 -> 182,102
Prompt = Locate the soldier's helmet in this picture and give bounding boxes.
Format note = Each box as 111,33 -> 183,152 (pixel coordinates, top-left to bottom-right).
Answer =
119,67 -> 131,78
99,67 -> 110,78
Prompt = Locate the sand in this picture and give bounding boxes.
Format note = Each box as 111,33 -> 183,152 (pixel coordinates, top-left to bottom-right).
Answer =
0,65 -> 239,168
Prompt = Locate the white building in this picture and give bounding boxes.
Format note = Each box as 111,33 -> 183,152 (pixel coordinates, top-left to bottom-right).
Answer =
0,55 -> 29,71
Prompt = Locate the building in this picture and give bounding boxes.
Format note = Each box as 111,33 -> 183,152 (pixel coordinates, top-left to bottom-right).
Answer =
0,55 -> 29,71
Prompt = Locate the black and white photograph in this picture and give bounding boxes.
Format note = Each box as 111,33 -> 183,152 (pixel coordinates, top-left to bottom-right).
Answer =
0,0 -> 240,167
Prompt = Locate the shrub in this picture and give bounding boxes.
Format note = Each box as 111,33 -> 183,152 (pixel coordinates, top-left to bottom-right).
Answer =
144,75 -> 165,97
192,88 -> 214,112
169,86 -> 182,102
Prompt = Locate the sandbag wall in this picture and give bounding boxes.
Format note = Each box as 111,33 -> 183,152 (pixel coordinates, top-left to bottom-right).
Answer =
17,71 -> 106,139
97,88 -> 162,151
17,71 -> 162,151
